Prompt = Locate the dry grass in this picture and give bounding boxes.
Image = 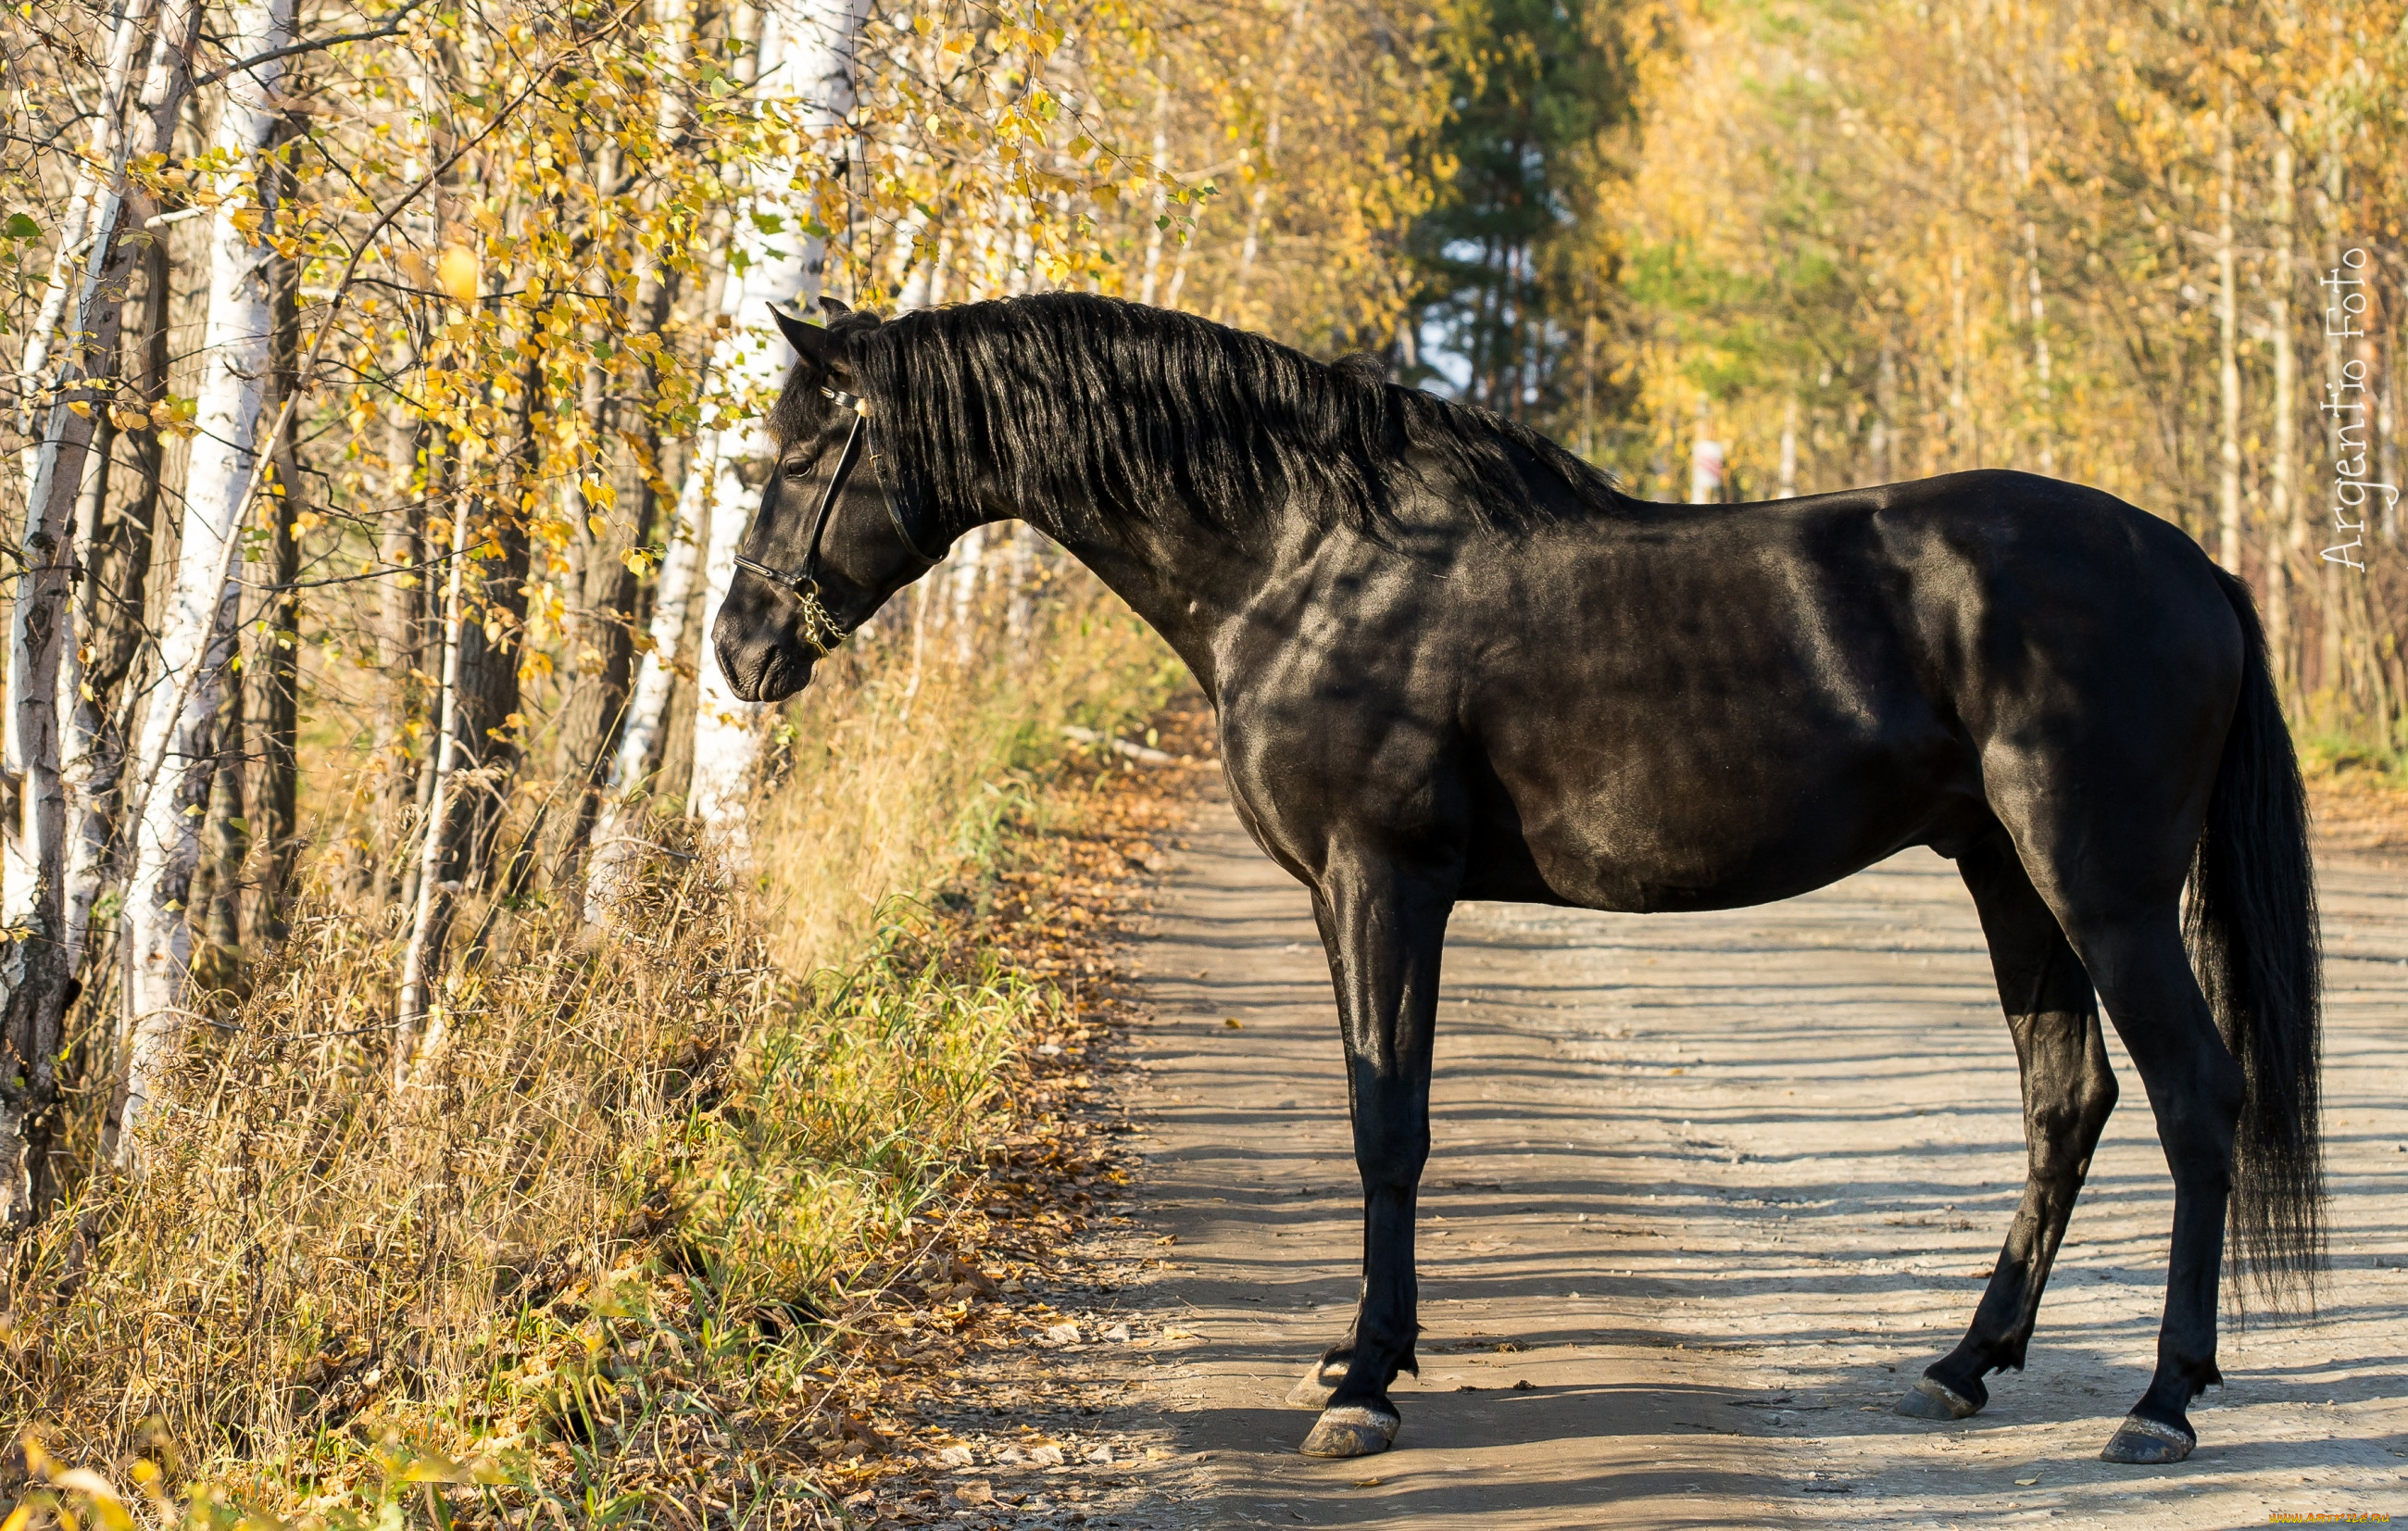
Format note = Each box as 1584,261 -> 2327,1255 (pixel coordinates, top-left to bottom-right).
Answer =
0,572 -> 1184,1528
743,583 -> 1188,974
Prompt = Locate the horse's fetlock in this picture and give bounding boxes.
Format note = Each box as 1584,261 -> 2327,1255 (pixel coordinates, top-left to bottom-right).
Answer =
1352,1144 -> 1425,1190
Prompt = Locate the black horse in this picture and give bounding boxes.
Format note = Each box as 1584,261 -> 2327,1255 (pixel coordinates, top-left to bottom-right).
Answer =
713,293 -> 2323,1467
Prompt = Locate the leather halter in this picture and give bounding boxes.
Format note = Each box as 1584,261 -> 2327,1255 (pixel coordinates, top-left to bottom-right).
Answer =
731,386 -> 944,654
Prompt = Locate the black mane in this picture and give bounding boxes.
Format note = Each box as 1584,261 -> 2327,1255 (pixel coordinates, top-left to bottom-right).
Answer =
773,293 -> 1624,544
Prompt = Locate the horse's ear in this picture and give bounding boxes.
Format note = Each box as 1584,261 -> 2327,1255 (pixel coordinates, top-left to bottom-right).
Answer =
819,293 -> 852,320
773,307 -> 829,368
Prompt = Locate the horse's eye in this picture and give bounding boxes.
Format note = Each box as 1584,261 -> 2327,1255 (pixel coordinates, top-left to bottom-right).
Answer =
782,458 -> 812,481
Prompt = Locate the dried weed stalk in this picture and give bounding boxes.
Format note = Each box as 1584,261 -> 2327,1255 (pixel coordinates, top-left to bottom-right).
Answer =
0,579 -> 1183,1528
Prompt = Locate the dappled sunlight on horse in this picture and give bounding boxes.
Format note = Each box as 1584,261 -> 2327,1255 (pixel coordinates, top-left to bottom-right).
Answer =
713,291 -> 2324,1469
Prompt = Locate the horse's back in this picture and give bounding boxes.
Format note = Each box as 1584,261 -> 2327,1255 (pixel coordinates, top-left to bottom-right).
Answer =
1449,470 -> 2240,911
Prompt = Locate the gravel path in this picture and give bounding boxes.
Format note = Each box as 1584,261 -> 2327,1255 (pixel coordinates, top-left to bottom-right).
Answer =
1085,795 -> 2408,1529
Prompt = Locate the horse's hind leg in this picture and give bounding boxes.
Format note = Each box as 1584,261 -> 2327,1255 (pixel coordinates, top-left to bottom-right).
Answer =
1899,830 -> 2117,1421
2066,910 -> 2243,1463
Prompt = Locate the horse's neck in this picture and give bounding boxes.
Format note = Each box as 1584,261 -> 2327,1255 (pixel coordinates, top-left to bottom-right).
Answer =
1006,501 -> 1277,701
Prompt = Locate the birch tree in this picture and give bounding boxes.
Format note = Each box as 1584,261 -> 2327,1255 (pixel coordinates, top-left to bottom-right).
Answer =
2216,94 -> 2243,574
685,0 -> 872,840
583,471 -> 708,916
394,494 -> 470,1075
116,0 -> 296,1161
58,233 -> 170,984
13,0 -> 152,486
552,0 -> 694,882
0,0 -> 198,1215
2266,104 -> 2300,687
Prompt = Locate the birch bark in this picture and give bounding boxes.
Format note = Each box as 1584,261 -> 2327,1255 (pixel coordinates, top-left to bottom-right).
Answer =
394,496 -> 470,1078
14,0 -> 153,486
116,0 -> 296,1162
583,458 -> 709,917
554,0 -> 694,886
1776,396 -> 1799,499
2216,95 -> 2244,573
2268,106 -> 2298,696
256,237 -> 305,941
1,0 -> 198,1211
1223,0 -> 1309,327
1139,77 -> 1169,307
686,0 -> 872,840
1871,345 -> 1896,482
2007,89 -> 2052,474
58,234 -> 169,984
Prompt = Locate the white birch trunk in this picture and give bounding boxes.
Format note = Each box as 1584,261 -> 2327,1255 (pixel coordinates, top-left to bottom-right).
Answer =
57,425 -> 119,974
884,195 -> 930,300
2008,95 -> 2053,476
2216,96 -> 2243,573
5,0 -> 197,1199
582,467 -> 710,918
1223,0 -> 1309,326
1139,77 -> 1169,307
15,0 -> 152,486
571,0 -> 696,919
1003,523 -> 1035,640
900,229 -> 947,310
1871,345 -> 1896,483
1776,396 -> 1799,499
50,0 -> 198,1004
616,488 -> 709,786
685,0 -> 872,841
115,0 -> 295,1162
394,496 -> 470,1079
2268,107 -> 2298,691
1163,227 -> 1195,311
920,231 -> 951,308
948,523 -> 986,661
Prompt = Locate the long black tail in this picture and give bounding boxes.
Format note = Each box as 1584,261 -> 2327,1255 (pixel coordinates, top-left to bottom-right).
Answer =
2186,568 -> 2325,1310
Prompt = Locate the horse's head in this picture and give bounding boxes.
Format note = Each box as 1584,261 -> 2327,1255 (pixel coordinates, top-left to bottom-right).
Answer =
711,299 -> 947,702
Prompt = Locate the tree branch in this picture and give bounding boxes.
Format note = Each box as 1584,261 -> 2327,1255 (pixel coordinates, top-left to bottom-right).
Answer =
192,0 -> 432,88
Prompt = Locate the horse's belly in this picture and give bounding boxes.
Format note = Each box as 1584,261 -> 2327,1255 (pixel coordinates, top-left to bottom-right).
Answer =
1464,731 -> 1981,913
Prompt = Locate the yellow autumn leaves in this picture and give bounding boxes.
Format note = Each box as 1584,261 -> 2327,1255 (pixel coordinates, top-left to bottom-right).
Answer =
437,244 -> 479,306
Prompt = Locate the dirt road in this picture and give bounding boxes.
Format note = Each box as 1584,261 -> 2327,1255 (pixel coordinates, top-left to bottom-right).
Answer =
1072,795 -> 2408,1529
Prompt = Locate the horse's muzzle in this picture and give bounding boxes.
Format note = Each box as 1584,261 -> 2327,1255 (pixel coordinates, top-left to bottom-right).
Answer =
714,636 -> 812,703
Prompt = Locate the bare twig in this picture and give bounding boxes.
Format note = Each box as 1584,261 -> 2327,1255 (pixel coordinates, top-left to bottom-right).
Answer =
190,0 -> 433,86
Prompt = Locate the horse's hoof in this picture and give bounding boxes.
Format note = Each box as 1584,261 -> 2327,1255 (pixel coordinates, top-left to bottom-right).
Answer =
1286,1358 -> 1348,1410
2099,1414 -> 2194,1464
1894,1376 -> 1982,1420
1299,1405 -> 1399,1458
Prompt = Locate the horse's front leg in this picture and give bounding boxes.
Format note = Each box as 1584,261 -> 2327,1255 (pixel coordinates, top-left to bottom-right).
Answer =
1294,863 -> 1450,1459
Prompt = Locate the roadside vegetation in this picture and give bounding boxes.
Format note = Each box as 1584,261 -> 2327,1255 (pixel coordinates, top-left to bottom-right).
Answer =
2,578 -> 1184,1528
